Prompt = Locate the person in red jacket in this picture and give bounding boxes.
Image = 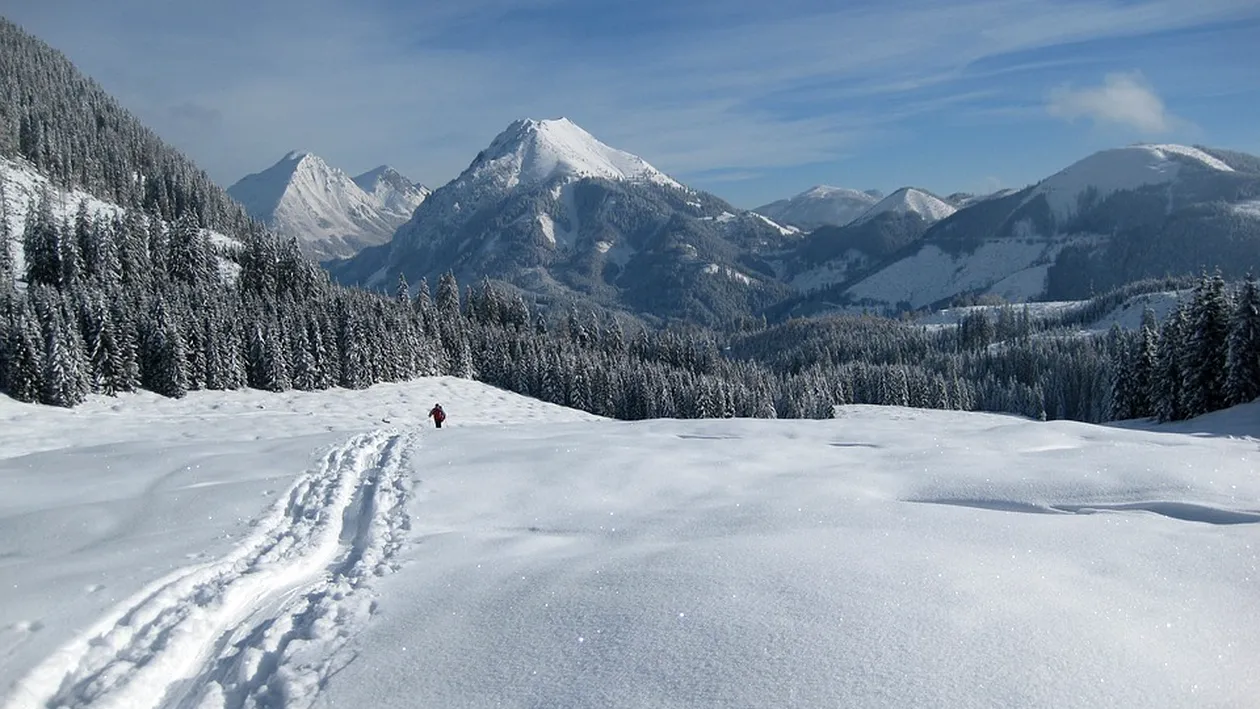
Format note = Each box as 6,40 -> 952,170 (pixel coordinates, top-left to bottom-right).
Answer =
428,403 -> 446,429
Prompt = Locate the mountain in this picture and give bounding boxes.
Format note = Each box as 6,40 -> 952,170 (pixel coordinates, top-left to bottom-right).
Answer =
352,165 -> 431,222
780,187 -> 956,292
851,187 -> 957,226
227,154 -> 427,260
330,118 -> 796,327
947,189 -> 1018,208
831,144 -> 1260,311
753,186 -> 881,230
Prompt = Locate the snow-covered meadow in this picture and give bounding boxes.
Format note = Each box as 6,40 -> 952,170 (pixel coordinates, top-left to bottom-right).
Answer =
2,378 -> 1258,708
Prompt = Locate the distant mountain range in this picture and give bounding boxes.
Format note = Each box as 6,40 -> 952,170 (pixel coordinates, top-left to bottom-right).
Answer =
325,117 -> 1260,324
753,186 -> 883,230
825,143 -> 1260,313
329,118 -> 799,327
227,153 -> 429,260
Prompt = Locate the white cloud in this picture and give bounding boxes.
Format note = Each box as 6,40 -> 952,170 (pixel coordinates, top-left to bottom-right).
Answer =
6,0 -> 1255,190
1045,72 -> 1177,134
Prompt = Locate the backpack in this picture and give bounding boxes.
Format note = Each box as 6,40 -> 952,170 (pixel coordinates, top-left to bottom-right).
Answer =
433,406 -> 446,423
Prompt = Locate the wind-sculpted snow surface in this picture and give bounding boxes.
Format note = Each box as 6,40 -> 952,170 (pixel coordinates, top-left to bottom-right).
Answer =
3,381 -> 1259,708
3,430 -> 412,709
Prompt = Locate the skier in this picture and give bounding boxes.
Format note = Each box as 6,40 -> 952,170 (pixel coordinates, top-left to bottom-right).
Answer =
428,403 -> 446,429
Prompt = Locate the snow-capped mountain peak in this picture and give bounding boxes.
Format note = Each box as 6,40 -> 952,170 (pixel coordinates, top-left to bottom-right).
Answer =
470,117 -> 682,190
352,165 -> 430,221
228,154 -> 427,260
852,187 -> 956,225
753,185 -> 881,230
1031,143 -> 1236,221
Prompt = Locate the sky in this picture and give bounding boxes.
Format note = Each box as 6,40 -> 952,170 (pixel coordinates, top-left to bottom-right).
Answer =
3,0 -> 1259,208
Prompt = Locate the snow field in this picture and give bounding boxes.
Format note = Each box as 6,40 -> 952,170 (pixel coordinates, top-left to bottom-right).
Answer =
2,379 -> 1259,708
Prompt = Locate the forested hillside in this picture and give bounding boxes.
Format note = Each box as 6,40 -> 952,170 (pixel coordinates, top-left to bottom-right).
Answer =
2,15 -> 1256,426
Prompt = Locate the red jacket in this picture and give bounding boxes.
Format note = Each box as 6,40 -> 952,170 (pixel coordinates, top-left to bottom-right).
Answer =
429,406 -> 445,422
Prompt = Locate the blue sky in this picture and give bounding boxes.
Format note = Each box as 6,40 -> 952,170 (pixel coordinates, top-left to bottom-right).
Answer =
5,0 -> 1259,207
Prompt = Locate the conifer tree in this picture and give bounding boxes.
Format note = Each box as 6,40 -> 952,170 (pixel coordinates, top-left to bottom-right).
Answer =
23,191 -> 61,287
5,298 -> 44,401
34,288 -> 87,407
1181,273 -> 1231,417
1154,305 -> 1187,422
0,182 -> 12,289
1226,277 -> 1260,406
396,273 -> 410,305
436,271 -> 460,316
141,296 -> 188,398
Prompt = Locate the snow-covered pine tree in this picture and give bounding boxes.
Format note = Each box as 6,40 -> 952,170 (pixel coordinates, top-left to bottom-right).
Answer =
0,181 -> 12,289
1225,277 -> 1260,406
22,190 -> 61,287
1124,308 -> 1159,419
337,303 -> 370,390
146,216 -> 168,281
141,295 -> 188,398
6,298 -> 44,402
396,273 -> 410,305
1107,324 -> 1137,420
107,294 -> 141,392
167,214 -> 213,287
436,271 -> 460,316
116,210 -> 152,289
34,288 -> 88,407
1180,273 -> 1231,418
1153,305 -> 1187,421
290,319 -> 318,391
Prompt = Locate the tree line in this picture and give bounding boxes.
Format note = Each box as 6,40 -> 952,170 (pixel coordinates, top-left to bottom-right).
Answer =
1108,273 -> 1260,422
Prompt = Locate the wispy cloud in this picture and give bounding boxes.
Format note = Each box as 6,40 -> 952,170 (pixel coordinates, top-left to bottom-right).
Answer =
6,0 -> 1259,203
1045,72 -> 1179,134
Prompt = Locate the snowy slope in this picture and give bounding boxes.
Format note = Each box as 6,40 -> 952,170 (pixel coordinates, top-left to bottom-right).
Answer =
915,290 -> 1188,332
1,157 -> 239,283
351,166 -> 430,223
754,185 -> 880,229
474,118 -> 682,191
227,153 -> 421,260
1,157 -> 123,280
852,186 -> 956,225
333,118 -> 790,326
3,381 -> 1260,708
845,235 -> 1100,310
1030,143 -> 1235,221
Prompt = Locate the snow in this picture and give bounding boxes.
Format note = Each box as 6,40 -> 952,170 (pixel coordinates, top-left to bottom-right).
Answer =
1081,290 -> 1188,332
914,291 -> 1189,333
351,165 -> 430,222
789,249 -> 870,290
477,118 -> 682,191
1,157 -> 239,283
536,212 -> 575,249
749,211 -> 801,235
3,381 -> 1258,708
847,239 -> 1059,309
753,185 -> 879,229
1,157 -> 124,280
227,154 -> 423,259
702,263 -> 755,285
1234,200 -> 1260,219
852,187 -> 956,226
1029,144 -> 1234,222
1145,144 -> 1235,172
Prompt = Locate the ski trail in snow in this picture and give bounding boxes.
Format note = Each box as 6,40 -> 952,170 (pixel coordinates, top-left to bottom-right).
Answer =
1,430 -> 414,709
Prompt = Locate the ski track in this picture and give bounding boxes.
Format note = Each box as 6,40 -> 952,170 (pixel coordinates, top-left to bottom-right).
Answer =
2,429 -> 415,709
